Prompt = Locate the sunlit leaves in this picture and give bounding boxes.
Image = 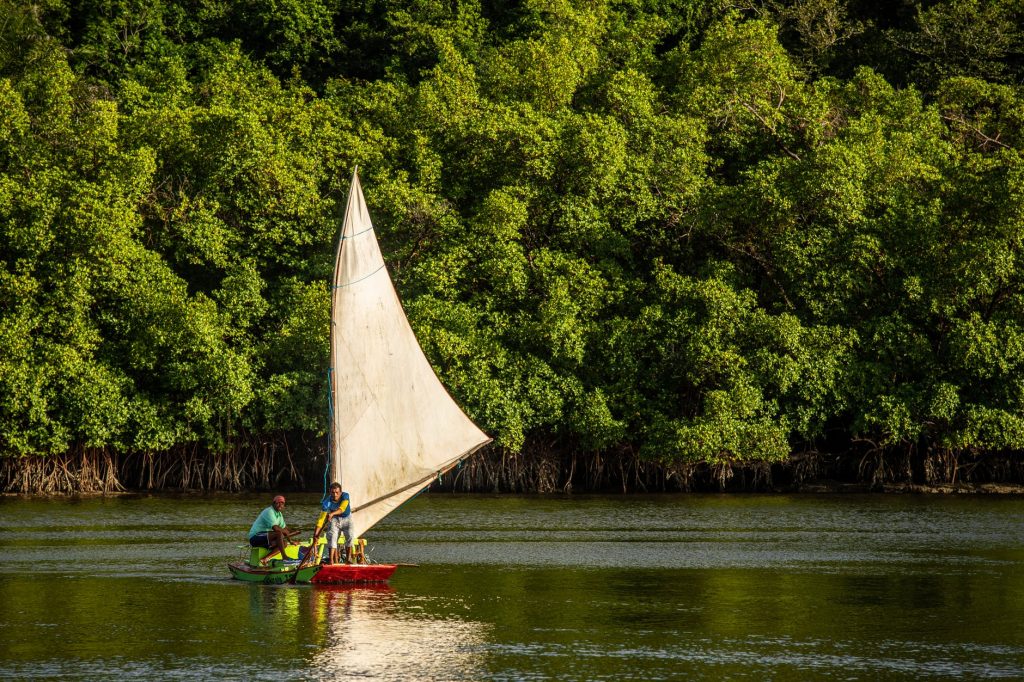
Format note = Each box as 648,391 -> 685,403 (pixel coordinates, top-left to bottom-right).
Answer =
5,0 -> 1024,475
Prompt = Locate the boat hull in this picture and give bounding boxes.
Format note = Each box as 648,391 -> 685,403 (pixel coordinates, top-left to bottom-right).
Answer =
311,563 -> 397,584
228,561 -> 321,585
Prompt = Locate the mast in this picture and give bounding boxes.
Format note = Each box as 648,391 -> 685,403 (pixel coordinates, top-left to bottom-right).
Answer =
327,166 -> 359,489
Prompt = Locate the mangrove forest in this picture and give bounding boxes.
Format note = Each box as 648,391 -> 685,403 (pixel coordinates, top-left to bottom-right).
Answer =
3,0 -> 1024,493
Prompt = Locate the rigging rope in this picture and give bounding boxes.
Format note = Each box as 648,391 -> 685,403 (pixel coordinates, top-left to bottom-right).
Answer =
323,366 -> 334,500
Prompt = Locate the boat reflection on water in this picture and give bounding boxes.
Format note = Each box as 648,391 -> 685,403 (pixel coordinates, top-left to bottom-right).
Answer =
307,584 -> 490,680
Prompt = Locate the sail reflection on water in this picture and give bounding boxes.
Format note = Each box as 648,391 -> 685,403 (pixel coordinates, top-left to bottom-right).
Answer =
308,585 -> 490,679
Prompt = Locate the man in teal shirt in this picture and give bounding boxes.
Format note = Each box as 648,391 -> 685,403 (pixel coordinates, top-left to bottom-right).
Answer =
248,495 -> 296,561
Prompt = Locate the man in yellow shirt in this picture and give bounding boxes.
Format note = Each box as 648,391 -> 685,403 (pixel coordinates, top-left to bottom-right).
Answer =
320,483 -> 353,564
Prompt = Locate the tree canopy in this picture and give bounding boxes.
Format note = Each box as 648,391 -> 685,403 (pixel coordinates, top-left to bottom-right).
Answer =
3,0 -> 1024,480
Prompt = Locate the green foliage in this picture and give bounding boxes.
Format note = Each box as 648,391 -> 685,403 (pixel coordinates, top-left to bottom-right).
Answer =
599,262 -> 850,463
887,0 -> 1024,91
3,0 -> 1024,472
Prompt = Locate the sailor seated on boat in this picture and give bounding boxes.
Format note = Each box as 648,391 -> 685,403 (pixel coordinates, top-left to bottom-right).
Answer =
248,494 -> 299,563
320,482 -> 353,564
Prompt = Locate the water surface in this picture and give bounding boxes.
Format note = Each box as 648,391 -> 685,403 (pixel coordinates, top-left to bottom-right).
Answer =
1,493 -> 1022,680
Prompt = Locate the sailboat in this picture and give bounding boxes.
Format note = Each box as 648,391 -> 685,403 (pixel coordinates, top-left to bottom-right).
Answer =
229,169 -> 491,584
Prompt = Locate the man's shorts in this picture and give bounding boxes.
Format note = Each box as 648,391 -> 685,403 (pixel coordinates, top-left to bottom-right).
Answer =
249,532 -> 272,548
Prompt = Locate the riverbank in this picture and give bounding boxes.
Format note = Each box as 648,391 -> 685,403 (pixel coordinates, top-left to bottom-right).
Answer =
3,443 -> 1023,495
793,481 -> 1024,495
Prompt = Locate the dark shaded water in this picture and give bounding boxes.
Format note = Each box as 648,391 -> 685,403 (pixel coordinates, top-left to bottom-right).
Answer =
1,493 -> 1023,680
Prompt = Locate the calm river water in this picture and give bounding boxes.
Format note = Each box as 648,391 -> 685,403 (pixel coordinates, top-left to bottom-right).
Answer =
1,493 -> 1023,680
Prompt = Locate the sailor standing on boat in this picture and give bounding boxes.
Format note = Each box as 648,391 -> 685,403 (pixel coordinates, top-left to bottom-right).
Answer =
320,482 -> 353,564
248,494 -> 296,562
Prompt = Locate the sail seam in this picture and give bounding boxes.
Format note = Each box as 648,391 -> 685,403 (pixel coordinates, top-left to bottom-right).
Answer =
340,226 -> 374,240
332,264 -> 386,289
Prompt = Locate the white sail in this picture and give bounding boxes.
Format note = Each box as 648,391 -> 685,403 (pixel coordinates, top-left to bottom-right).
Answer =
329,170 -> 491,539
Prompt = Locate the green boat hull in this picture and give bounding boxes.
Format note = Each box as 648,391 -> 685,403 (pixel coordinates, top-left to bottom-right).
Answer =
229,540 -> 324,584
228,560 -> 321,584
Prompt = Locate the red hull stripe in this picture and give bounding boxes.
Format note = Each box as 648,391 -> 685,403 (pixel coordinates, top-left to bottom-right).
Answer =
311,564 -> 398,583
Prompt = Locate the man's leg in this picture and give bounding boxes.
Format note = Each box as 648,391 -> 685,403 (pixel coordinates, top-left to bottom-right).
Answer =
326,517 -> 340,564
341,517 -> 353,563
272,528 -> 289,557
